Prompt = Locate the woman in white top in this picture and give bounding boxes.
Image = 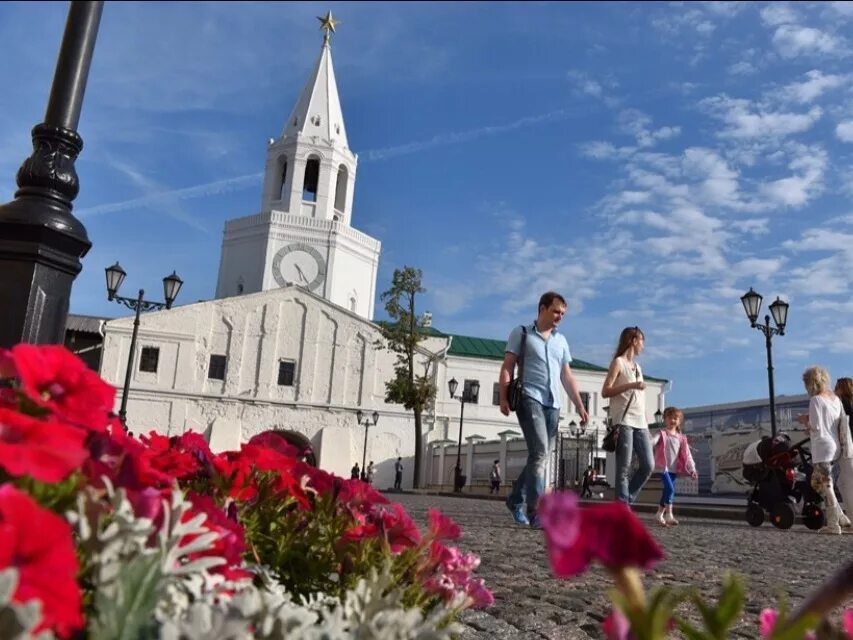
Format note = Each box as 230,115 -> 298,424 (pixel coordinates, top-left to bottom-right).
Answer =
602,326 -> 653,504
798,366 -> 847,535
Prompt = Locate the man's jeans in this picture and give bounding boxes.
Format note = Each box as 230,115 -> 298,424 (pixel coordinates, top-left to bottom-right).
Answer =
615,426 -> 654,504
508,396 -> 559,517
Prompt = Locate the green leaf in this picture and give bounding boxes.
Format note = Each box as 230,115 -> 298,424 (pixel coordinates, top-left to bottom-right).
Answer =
714,573 -> 745,634
769,613 -> 821,640
89,554 -> 163,640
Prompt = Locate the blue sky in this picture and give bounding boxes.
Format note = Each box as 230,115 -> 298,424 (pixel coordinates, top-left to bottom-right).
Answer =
2,1 -> 853,410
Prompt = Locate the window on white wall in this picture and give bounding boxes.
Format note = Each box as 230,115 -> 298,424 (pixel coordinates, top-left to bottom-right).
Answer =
278,360 -> 296,386
492,382 -> 500,406
302,158 -> 319,202
208,355 -> 227,381
579,392 -> 590,414
349,297 -> 357,312
139,347 -> 159,373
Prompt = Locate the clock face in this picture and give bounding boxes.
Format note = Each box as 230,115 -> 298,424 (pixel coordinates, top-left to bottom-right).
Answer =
272,243 -> 327,292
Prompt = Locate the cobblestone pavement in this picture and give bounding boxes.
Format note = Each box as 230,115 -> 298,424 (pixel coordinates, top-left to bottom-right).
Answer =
393,494 -> 852,639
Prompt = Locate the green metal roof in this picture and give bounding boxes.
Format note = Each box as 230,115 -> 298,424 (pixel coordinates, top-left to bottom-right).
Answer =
444,332 -> 668,382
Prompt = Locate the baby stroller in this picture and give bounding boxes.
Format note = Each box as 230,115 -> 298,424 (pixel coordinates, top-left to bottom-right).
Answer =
742,434 -> 825,530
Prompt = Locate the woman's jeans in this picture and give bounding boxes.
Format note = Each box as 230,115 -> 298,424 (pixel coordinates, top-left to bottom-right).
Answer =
660,471 -> 676,506
615,425 -> 654,504
508,396 -> 559,517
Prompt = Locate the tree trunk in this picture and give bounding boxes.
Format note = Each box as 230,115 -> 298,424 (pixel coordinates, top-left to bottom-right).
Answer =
413,408 -> 423,489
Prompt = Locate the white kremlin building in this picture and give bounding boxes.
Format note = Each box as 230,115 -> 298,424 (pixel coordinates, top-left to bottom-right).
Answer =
95,16 -> 669,490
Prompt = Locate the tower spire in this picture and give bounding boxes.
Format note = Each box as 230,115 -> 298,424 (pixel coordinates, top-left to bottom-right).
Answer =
317,11 -> 340,46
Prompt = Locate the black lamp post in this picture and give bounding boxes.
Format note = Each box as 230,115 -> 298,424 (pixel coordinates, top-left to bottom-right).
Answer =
449,377 -> 479,492
106,262 -> 183,426
740,288 -> 789,438
653,408 -> 663,427
356,409 -> 379,480
0,2 -> 104,348
568,420 -> 587,485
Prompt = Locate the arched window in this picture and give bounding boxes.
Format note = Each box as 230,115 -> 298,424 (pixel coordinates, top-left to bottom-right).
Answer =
349,296 -> 357,312
278,158 -> 288,201
334,164 -> 348,212
302,158 -> 320,202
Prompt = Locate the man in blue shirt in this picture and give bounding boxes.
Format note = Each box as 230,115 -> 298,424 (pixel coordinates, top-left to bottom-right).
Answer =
499,291 -> 589,528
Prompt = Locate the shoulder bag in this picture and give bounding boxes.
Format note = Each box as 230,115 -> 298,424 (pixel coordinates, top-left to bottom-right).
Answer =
507,325 -> 527,412
601,392 -> 634,453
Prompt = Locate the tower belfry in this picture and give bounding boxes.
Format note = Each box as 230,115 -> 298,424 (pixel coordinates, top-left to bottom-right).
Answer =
215,13 -> 381,319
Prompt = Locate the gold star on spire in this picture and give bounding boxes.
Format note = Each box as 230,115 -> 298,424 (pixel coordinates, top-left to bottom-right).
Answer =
317,11 -> 340,45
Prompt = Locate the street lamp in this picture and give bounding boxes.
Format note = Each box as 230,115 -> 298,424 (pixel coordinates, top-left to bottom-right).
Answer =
105,262 -> 183,426
449,377 -> 479,492
0,2 -> 104,347
740,288 -> 789,438
568,420 -> 587,486
654,409 -> 663,427
356,409 -> 380,480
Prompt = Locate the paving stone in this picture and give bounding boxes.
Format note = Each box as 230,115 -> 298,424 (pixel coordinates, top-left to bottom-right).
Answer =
392,493 -> 851,639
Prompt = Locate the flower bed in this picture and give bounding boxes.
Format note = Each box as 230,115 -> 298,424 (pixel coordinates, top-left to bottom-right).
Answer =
0,344 -> 492,639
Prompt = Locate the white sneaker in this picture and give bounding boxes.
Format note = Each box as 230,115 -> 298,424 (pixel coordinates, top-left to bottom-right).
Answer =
838,512 -> 851,528
819,523 -> 843,535
664,507 -> 679,526
656,508 -> 667,526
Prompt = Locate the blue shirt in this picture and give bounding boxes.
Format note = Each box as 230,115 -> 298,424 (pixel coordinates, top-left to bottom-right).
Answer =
505,322 -> 572,409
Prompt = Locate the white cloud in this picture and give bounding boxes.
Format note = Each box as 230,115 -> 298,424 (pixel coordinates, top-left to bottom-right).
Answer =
772,24 -> 846,58
731,218 -> 770,234
781,70 -> 848,103
760,4 -> 799,27
836,120 -> 853,142
728,60 -> 758,76
682,147 -> 742,208
701,96 -> 823,140
617,109 -> 681,148
759,146 -> 827,207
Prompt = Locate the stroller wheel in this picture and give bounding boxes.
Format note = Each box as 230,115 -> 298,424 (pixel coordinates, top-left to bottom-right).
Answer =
801,503 -> 825,530
770,503 -> 795,530
745,503 -> 764,527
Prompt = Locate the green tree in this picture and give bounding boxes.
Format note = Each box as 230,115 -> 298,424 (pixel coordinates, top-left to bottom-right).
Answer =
378,267 -> 436,489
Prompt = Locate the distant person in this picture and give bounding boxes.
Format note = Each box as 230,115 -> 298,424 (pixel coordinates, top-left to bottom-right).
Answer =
499,291 -> 589,529
650,407 -> 697,526
581,465 -> 594,499
366,461 -> 375,485
350,463 -> 360,480
394,457 -> 404,490
833,377 -> 853,529
489,460 -> 502,494
798,366 -> 847,534
602,326 -> 653,505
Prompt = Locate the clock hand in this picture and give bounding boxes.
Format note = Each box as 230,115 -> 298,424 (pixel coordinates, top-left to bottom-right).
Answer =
294,264 -> 309,284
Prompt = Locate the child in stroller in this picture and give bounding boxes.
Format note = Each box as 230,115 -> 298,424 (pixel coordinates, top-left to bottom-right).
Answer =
742,434 -> 825,530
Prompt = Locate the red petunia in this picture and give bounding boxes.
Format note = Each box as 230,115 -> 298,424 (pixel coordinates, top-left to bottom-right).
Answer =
1,345 -> 115,430
373,502 -> 422,553
139,432 -> 204,482
539,493 -> 663,578
182,492 -> 246,570
0,408 -> 89,482
0,484 -> 83,637
427,508 -> 461,542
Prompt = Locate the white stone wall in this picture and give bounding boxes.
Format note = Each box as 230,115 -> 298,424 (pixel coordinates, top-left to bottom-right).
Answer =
100,289 -> 666,488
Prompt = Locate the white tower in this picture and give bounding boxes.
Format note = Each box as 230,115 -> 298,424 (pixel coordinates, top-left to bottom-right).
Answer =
215,13 -> 381,319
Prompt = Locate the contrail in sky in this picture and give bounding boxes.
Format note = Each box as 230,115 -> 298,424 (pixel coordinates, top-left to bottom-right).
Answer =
76,108 -> 571,217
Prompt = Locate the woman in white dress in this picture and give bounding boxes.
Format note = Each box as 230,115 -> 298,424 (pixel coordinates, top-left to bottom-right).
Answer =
798,366 -> 848,535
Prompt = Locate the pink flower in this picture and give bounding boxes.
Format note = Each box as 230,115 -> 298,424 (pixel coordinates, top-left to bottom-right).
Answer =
464,577 -> 495,608
759,609 -> 778,638
428,508 -> 461,541
539,494 -> 663,578
844,610 -> 853,638
603,608 -> 633,640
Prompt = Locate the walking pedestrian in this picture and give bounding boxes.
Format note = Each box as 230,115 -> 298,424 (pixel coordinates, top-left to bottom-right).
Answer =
602,326 -> 654,505
499,291 -> 589,529
489,460 -> 502,494
650,407 -> 697,526
366,461 -> 375,485
798,366 -> 848,534
350,462 -> 360,480
832,377 -> 853,529
394,457 -> 404,490
581,466 -> 594,498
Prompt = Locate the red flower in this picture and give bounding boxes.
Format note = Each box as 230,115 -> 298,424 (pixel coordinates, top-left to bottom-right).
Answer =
427,508 -> 461,542
603,608 -> 634,640
1,345 -> 115,430
0,484 -> 82,637
539,494 -> 663,578
182,492 -> 246,570
0,408 -> 89,482
373,502 -> 422,553
139,432 -> 204,481
844,610 -> 853,638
